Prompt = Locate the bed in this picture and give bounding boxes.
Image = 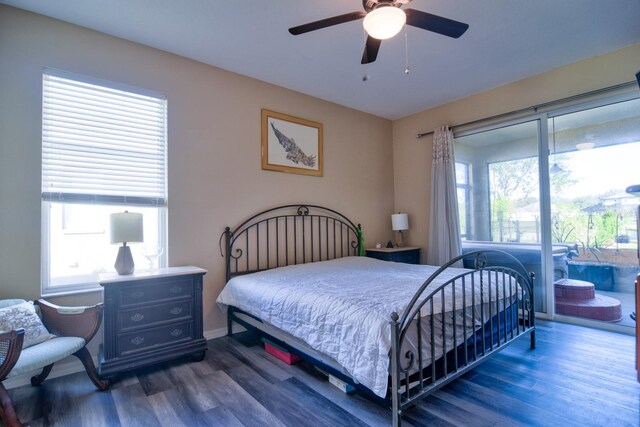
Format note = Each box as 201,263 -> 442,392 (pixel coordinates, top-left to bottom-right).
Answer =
217,205 -> 535,426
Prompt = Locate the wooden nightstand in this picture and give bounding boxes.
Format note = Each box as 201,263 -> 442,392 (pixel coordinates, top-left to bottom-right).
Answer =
365,246 -> 421,264
98,266 -> 207,378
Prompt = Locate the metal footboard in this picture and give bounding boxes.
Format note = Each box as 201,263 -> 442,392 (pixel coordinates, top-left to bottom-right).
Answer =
389,250 -> 535,426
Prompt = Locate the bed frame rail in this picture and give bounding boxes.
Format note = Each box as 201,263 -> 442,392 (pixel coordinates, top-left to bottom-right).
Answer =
389,250 -> 535,426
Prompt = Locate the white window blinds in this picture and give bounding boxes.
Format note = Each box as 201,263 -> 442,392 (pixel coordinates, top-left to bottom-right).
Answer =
42,71 -> 167,206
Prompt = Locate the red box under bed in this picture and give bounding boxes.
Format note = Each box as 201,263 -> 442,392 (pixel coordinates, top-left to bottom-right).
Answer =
263,339 -> 301,365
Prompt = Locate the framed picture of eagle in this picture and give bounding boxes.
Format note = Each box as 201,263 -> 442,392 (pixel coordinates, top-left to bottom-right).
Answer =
261,109 -> 323,177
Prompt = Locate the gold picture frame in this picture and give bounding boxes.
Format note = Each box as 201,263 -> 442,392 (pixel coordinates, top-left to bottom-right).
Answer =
261,109 -> 323,176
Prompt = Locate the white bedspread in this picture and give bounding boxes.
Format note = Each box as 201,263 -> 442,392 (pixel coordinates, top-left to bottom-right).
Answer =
216,256 -> 516,397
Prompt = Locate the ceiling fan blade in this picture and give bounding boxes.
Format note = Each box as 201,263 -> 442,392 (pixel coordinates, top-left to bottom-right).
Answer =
289,11 -> 367,35
361,36 -> 381,64
404,8 -> 469,38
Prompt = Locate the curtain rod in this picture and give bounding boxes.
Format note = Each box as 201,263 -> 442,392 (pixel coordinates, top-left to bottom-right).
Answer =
416,80 -> 638,139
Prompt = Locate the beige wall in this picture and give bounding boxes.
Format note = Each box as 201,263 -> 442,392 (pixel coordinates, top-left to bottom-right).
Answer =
0,6 -> 394,337
393,44 -> 640,262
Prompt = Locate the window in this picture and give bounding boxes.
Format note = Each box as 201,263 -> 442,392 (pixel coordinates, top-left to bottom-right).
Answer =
455,120 -> 540,244
488,155 -> 540,243
41,70 -> 167,294
455,162 -> 470,239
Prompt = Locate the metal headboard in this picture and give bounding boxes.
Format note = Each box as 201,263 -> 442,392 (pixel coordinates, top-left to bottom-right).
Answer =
223,204 -> 362,282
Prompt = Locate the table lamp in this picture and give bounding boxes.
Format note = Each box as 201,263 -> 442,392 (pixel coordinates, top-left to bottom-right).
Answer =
110,211 -> 143,275
392,213 -> 409,247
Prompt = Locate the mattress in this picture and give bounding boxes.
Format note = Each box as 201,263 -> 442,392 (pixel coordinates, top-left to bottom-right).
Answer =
216,256 -> 519,397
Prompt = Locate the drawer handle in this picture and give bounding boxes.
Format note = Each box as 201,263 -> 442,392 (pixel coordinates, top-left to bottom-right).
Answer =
131,313 -> 144,322
170,329 -> 183,337
131,291 -> 144,298
131,336 -> 145,346
169,307 -> 182,315
169,286 -> 182,294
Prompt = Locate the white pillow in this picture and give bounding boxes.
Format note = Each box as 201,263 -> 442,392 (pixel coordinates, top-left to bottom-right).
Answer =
0,301 -> 55,348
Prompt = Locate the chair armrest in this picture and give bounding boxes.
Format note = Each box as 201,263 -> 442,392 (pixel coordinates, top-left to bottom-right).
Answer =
34,299 -> 103,343
0,329 -> 24,381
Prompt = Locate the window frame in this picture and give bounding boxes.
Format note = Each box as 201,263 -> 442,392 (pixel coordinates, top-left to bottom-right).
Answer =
40,69 -> 168,296
455,161 -> 471,240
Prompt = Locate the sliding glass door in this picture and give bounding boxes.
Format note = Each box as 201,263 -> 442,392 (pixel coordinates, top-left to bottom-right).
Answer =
549,98 -> 640,328
453,94 -> 640,329
454,119 -> 550,313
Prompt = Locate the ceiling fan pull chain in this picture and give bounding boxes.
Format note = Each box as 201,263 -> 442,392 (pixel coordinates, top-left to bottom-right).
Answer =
404,24 -> 410,75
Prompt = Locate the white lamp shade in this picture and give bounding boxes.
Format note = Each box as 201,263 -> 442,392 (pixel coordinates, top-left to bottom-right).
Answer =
392,213 -> 409,231
363,6 -> 406,40
110,212 -> 143,244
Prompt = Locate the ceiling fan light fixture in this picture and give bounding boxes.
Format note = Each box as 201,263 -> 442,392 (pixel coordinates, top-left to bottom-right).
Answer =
363,6 -> 406,40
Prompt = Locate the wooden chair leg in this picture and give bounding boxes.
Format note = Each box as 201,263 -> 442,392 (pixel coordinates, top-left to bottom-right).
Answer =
73,347 -> 109,391
0,382 -> 23,427
30,363 -> 54,386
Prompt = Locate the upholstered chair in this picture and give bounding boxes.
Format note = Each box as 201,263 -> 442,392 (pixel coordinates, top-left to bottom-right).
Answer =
0,299 -> 109,427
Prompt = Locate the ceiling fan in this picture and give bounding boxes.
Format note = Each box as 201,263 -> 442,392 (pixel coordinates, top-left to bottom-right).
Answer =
289,0 -> 469,64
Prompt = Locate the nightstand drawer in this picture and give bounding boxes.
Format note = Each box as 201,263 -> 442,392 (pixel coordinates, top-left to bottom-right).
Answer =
365,247 -> 421,264
119,277 -> 193,307
119,299 -> 193,331
388,251 -> 420,264
118,320 -> 194,356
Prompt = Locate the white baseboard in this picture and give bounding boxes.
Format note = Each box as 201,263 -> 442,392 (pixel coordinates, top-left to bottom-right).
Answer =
4,325 -> 246,390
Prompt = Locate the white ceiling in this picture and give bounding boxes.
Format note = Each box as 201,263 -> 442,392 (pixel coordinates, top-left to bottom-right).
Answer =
2,0 -> 639,119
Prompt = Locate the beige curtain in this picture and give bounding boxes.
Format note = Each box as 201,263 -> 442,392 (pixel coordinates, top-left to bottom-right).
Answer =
426,126 -> 462,266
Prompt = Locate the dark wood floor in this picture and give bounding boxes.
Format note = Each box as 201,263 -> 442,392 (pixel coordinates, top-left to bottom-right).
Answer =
6,321 -> 640,426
